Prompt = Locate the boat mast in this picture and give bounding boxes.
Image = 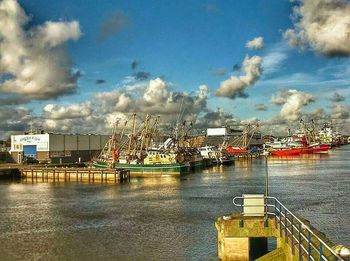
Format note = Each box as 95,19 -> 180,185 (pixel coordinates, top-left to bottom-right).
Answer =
139,114 -> 150,157
128,113 -> 136,160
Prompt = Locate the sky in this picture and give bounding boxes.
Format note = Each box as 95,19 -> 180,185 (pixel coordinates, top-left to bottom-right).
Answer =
0,0 -> 349,138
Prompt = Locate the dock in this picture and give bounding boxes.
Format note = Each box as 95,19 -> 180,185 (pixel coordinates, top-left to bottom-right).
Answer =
20,167 -> 130,183
216,194 -> 350,261
0,167 -> 21,180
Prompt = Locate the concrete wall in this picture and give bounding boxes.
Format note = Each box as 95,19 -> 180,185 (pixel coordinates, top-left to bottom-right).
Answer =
90,135 -> 101,150
49,135 -> 64,151
50,149 -> 101,164
78,135 -> 89,150
64,135 -> 77,151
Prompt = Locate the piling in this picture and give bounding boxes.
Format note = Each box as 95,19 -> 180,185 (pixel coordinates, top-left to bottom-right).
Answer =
19,167 -> 130,184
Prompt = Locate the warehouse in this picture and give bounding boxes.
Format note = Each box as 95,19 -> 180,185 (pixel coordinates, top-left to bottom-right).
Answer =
10,133 -> 109,163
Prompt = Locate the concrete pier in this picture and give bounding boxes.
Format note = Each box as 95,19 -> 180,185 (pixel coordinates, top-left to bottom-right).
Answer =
20,167 -> 130,183
216,195 -> 349,261
0,168 -> 21,180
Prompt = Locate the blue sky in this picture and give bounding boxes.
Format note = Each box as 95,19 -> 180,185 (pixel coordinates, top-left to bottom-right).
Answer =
0,0 -> 349,136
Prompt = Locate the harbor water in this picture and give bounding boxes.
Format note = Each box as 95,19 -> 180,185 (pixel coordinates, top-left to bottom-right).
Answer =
0,145 -> 349,260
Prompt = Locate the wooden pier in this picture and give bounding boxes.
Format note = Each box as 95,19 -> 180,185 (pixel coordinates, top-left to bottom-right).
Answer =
20,167 -> 130,183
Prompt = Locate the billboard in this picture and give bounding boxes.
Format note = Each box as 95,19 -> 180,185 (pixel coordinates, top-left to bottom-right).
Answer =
11,134 -> 49,152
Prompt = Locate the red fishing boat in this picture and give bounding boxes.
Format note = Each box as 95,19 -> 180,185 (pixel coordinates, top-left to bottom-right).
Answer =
301,143 -> 330,154
270,148 -> 302,156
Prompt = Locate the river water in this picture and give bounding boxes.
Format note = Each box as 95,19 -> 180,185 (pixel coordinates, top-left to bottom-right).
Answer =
0,145 -> 349,260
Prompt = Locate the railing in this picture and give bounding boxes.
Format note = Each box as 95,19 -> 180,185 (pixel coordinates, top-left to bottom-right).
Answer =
233,195 -> 346,261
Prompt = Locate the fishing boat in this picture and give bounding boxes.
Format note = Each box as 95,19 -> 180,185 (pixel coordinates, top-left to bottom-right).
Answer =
270,148 -> 303,156
93,114 -> 191,176
226,123 -> 260,155
199,145 -> 234,165
94,149 -> 191,175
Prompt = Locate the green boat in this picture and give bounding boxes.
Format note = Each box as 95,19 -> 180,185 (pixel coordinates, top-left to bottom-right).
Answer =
93,114 -> 200,177
93,160 -> 191,177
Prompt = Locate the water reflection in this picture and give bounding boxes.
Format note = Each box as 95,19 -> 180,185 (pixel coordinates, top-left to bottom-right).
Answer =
0,146 -> 349,260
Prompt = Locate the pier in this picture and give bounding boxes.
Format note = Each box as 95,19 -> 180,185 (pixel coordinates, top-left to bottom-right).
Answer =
0,167 -> 21,180
20,167 -> 130,183
216,195 -> 349,261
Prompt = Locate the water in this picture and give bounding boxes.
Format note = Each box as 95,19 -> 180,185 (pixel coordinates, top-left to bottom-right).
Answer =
0,145 -> 349,260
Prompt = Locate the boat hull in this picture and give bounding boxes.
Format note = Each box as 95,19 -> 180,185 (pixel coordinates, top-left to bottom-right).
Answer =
93,161 -> 191,177
271,148 -> 302,156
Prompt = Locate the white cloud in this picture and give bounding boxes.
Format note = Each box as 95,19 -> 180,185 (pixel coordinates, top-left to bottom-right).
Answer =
143,78 -> 169,103
0,0 -> 81,100
43,102 -> 92,120
279,89 -> 315,121
262,51 -> 288,74
36,78 -> 213,134
284,0 -> 350,57
0,106 -> 30,132
332,104 -> 349,119
216,55 -> 263,99
246,37 -> 264,49
36,21 -> 81,47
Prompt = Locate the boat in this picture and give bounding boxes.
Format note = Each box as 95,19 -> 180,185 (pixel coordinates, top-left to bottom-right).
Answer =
270,148 -> 303,156
94,149 -> 191,176
93,114 -> 191,176
226,123 -> 260,155
199,145 -> 234,165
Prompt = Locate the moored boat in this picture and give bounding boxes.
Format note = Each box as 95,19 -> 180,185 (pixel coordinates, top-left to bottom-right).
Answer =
270,148 -> 303,156
93,114 -> 192,177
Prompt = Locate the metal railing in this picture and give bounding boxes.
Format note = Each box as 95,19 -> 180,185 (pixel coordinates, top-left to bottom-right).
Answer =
233,195 -> 346,261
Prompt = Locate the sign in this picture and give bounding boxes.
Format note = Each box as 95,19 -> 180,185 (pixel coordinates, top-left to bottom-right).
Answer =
11,134 -> 49,152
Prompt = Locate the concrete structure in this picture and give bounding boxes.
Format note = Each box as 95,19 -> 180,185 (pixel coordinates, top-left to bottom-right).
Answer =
207,128 -> 228,136
10,133 -> 109,163
216,195 -> 347,261
206,127 -> 243,137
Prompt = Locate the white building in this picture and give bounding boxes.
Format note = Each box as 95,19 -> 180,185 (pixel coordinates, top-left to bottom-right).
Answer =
10,133 -> 109,163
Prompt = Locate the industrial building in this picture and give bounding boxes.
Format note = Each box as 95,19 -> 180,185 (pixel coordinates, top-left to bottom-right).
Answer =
10,133 -> 109,163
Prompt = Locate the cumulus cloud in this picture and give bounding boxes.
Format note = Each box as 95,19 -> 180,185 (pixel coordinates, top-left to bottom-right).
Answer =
0,106 -> 31,132
255,103 -> 267,111
194,108 -> 238,128
98,10 -> 128,41
284,0 -> 350,57
37,78 -> 212,134
36,21 -> 81,47
270,89 -> 289,105
140,79 -> 209,115
330,92 -> 345,102
278,89 -> 315,121
246,37 -> 264,49
216,55 -> 263,99
143,78 -> 169,103
94,90 -> 132,113
332,104 -> 349,119
43,102 -> 93,120
0,0 -> 81,100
